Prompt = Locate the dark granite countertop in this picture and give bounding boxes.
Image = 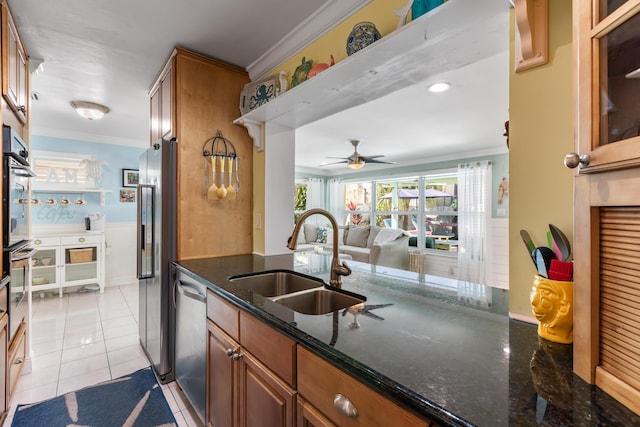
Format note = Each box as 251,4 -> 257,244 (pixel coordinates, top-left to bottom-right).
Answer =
174,253 -> 640,427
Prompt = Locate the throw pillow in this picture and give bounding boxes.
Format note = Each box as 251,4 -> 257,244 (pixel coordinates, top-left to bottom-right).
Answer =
303,223 -> 317,243
345,225 -> 370,248
316,226 -> 328,243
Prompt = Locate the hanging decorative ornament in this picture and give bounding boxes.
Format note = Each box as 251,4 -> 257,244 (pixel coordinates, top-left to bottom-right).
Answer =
80,159 -> 109,183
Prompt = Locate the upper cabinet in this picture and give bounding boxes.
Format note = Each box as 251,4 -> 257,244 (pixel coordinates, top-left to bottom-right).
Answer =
148,48 -> 254,260
149,59 -> 173,144
573,0 -> 640,172
1,3 -> 28,125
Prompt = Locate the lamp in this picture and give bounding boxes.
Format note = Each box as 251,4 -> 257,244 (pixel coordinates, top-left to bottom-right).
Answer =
70,101 -> 110,120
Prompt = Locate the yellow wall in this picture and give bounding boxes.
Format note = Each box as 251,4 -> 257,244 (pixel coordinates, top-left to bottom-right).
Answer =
267,0 -> 409,84
508,0 -> 574,317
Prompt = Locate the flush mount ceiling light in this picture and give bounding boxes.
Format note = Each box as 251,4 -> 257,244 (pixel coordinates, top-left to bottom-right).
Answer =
427,82 -> 451,93
70,101 -> 110,120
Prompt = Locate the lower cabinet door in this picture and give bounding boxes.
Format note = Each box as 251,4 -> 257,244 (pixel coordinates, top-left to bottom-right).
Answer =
239,351 -> 295,427
0,313 -> 8,422
207,320 -> 238,427
297,397 -> 336,427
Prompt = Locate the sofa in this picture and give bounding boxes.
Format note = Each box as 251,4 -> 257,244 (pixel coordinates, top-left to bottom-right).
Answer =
295,223 -> 409,270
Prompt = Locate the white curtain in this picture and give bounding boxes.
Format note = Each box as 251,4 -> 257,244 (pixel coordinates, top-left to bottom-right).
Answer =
457,161 -> 492,288
327,179 -> 344,224
305,178 -> 324,224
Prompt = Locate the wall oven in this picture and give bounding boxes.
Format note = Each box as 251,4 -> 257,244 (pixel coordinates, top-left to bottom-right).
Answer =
3,124 -> 35,257
3,125 -> 35,341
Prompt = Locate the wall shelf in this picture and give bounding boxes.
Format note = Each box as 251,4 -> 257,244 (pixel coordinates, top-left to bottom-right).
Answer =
31,188 -> 113,207
234,0 -> 508,150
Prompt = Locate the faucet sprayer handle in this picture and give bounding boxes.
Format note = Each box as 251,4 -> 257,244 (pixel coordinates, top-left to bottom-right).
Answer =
338,261 -> 352,277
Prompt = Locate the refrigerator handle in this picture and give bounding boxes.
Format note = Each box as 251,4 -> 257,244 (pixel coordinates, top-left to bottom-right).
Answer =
137,184 -> 156,280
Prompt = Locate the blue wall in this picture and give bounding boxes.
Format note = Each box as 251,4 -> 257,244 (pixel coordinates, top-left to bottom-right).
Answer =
31,135 -> 146,225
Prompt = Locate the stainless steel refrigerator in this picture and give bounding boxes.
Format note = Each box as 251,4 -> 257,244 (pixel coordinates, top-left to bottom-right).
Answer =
137,138 -> 177,384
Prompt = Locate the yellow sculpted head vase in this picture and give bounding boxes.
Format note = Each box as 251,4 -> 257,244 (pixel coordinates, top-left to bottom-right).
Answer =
530,275 -> 573,344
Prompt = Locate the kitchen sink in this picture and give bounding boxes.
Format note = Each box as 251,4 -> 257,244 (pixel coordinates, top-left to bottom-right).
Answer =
228,270 -> 366,315
228,270 -> 325,297
271,288 -> 365,315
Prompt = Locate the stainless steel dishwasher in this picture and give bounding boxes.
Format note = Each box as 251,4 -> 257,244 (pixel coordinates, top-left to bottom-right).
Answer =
175,270 -> 207,424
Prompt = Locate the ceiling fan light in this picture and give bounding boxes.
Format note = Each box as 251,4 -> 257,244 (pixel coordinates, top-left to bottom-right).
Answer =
427,82 -> 451,93
348,161 -> 365,170
70,101 -> 110,120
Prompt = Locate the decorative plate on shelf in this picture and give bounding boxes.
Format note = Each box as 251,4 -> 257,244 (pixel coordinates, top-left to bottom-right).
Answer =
239,75 -> 278,115
346,21 -> 381,56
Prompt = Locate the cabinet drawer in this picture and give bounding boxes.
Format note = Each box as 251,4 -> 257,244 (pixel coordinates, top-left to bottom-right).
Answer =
33,237 -> 61,247
60,234 -> 102,245
207,290 -> 239,341
8,321 -> 26,400
240,311 -> 296,388
298,347 -> 429,427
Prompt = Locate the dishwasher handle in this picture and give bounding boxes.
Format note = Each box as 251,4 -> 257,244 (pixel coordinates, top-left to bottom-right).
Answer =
177,281 -> 206,303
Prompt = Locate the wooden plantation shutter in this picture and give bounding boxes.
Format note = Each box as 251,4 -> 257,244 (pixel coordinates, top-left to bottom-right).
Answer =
599,207 -> 640,396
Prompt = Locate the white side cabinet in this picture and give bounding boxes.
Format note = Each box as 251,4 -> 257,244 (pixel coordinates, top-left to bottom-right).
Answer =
31,233 -> 106,297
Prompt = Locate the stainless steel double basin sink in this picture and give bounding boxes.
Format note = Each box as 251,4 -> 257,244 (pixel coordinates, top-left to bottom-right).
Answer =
228,270 -> 365,315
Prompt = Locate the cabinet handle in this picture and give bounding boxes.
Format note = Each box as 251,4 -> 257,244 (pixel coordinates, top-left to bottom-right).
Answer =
333,394 -> 358,418
564,152 -> 590,169
14,357 -> 24,365
226,348 -> 235,357
79,237 -> 86,242
17,105 -> 26,113
232,351 -> 243,362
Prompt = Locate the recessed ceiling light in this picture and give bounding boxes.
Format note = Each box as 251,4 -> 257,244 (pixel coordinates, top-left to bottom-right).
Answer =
427,82 -> 451,93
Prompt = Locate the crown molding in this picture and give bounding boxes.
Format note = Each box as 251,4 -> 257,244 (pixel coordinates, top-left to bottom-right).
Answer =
246,0 -> 372,81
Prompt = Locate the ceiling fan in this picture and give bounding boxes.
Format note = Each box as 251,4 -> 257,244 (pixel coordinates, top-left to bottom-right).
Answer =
321,140 -> 394,169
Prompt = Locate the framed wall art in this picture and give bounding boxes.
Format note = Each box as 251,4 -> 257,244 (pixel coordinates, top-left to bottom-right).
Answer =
120,189 -> 135,202
122,169 -> 139,187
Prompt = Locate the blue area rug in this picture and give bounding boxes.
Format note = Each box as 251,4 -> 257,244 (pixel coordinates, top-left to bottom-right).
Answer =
11,367 -> 177,427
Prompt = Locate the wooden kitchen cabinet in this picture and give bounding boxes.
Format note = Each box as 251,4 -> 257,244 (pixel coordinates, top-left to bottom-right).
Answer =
7,320 -> 25,403
148,47 -> 253,260
1,2 -> 28,125
149,60 -> 173,144
572,0 -> 640,415
207,291 -> 296,427
0,312 -> 8,425
297,398 -> 337,427
297,346 -> 430,427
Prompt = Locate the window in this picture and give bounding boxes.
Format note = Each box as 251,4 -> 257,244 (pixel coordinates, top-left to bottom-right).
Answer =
294,181 -> 307,222
343,182 -> 371,226
340,171 -> 458,248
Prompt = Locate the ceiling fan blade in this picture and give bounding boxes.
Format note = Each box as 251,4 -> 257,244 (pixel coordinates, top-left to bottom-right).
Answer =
360,155 -> 385,161
325,156 -> 350,160
319,160 -> 348,166
366,159 -> 395,164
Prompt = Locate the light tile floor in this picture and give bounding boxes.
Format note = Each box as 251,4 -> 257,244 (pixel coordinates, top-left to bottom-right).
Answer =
3,284 -> 203,427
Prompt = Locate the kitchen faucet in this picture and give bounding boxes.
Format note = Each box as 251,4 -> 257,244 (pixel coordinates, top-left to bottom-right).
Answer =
287,208 -> 352,288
